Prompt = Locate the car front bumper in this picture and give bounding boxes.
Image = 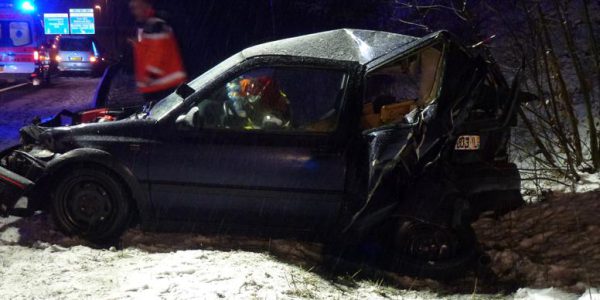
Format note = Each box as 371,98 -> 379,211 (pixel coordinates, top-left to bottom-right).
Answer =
0,63 -> 50,83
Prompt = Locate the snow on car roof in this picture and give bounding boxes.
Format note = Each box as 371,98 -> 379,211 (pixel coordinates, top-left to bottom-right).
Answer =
242,29 -> 420,65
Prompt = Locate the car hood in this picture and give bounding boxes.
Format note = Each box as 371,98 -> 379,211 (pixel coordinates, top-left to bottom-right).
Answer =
31,119 -> 157,153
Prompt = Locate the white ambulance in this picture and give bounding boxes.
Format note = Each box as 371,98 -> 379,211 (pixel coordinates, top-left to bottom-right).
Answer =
0,2 -> 51,85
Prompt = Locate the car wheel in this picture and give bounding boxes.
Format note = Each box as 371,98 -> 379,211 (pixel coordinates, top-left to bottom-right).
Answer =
51,167 -> 132,243
390,220 -> 478,279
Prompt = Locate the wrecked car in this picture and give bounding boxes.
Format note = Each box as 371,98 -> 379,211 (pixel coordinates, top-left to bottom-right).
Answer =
0,29 -> 524,277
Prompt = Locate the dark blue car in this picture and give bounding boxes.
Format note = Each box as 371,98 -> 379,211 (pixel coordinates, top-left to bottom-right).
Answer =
0,29 -> 524,277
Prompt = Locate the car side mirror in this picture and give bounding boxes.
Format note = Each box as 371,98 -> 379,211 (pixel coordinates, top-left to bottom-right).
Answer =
176,107 -> 201,130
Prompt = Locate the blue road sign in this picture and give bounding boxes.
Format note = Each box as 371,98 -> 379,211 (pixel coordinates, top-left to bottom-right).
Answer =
69,8 -> 95,35
43,13 -> 69,35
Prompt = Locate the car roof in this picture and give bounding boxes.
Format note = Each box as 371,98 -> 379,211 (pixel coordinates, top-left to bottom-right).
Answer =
241,29 -> 420,65
188,29 -> 437,94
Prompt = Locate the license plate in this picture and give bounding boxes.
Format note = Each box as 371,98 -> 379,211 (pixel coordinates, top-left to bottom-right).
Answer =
70,57 -> 83,61
455,135 -> 480,150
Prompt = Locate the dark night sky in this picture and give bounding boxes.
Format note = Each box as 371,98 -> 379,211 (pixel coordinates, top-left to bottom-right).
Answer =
31,0 -> 488,77
35,0 -> 96,12
83,0 -> 387,77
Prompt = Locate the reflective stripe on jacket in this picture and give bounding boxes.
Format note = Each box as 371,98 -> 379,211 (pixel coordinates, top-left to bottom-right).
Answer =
134,18 -> 187,94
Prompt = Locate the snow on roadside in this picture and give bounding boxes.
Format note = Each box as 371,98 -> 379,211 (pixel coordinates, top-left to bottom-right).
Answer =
0,216 -> 481,300
0,244 -> 418,300
514,101 -> 600,197
0,214 -> 596,300
0,216 -> 20,243
518,167 -> 600,203
514,288 -> 600,300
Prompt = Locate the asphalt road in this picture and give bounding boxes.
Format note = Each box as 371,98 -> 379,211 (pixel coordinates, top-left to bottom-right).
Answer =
0,77 -> 100,149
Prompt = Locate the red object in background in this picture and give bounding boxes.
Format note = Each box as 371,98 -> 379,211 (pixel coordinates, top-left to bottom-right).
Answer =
80,108 -> 110,123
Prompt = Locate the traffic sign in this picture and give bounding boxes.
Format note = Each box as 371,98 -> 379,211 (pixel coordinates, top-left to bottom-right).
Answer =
43,13 -> 69,35
69,8 -> 95,35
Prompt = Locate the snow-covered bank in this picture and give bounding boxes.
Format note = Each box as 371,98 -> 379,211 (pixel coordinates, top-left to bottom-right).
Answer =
474,191 -> 600,295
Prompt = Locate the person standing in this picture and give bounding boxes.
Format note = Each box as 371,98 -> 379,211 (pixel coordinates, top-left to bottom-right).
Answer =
129,0 -> 187,103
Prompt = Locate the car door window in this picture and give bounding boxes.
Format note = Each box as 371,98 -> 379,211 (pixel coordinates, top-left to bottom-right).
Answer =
362,43 -> 445,129
192,67 -> 347,133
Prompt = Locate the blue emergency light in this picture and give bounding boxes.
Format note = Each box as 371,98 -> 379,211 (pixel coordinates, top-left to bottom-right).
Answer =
18,0 -> 36,12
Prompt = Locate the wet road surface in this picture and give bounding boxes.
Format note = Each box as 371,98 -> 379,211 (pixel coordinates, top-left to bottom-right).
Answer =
0,77 -> 100,149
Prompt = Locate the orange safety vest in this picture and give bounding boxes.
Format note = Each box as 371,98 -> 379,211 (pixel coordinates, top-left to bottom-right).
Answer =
133,18 -> 187,94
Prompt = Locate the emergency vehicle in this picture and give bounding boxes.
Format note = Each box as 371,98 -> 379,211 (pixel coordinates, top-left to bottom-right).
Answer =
0,1 -> 51,85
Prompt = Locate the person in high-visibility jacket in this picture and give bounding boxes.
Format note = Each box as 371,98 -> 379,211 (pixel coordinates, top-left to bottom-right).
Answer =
226,75 -> 291,130
129,0 -> 187,103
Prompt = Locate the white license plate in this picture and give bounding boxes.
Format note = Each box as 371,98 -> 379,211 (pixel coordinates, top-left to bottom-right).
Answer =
455,135 -> 480,150
70,57 -> 83,61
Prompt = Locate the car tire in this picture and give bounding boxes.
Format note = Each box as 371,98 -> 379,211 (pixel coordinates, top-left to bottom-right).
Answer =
388,220 -> 479,279
51,167 -> 132,243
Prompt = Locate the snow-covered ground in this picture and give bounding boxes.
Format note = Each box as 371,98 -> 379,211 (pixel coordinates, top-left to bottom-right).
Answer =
0,215 -> 487,300
1,213 -> 598,300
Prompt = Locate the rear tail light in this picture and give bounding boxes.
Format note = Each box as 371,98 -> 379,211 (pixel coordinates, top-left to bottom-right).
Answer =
90,56 -> 97,63
33,50 -> 39,62
55,55 -> 62,62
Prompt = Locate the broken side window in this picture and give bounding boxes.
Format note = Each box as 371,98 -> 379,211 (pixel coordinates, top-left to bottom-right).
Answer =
362,43 -> 445,129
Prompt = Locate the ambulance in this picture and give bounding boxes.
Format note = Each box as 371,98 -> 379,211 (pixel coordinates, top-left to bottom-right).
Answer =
0,1 -> 51,85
